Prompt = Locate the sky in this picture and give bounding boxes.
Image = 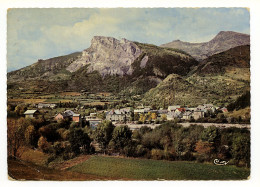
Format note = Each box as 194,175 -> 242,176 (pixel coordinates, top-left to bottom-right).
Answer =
7,8 -> 250,72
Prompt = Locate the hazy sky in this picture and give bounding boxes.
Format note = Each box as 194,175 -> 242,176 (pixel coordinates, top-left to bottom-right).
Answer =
7,8 -> 250,72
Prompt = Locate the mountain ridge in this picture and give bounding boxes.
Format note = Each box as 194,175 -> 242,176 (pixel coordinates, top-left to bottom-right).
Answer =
160,31 -> 250,61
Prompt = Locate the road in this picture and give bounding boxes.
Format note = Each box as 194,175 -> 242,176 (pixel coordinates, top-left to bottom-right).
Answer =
114,122 -> 250,130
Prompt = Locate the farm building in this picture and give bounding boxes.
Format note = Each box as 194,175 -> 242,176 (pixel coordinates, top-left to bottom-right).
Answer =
54,110 -> 75,121
24,110 -> 41,119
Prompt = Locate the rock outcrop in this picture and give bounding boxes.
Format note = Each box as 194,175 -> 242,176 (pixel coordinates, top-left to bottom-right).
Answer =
66,36 -> 142,76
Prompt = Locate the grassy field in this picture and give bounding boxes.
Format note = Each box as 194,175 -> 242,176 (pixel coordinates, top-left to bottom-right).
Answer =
68,156 -> 250,180
8,159 -> 116,181
7,98 -> 46,104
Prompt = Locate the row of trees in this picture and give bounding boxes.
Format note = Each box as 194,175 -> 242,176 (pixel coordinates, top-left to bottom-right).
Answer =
8,117 -> 250,168
93,121 -> 250,167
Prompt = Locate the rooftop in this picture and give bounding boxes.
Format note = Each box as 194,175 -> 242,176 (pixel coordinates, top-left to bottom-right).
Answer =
24,110 -> 38,115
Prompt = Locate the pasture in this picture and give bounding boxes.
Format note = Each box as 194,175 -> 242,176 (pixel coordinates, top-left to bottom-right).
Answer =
68,156 -> 250,180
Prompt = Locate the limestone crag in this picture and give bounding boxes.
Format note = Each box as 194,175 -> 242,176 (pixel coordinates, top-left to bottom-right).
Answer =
66,36 -> 142,76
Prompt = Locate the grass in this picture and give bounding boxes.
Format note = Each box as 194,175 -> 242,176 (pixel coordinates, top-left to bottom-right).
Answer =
19,147 -> 51,166
8,159 -> 115,181
68,156 -> 250,180
7,99 -> 46,104
226,107 -> 250,119
44,98 -> 74,103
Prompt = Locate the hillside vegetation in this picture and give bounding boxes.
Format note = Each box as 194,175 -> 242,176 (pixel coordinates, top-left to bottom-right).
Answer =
143,45 -> 250,107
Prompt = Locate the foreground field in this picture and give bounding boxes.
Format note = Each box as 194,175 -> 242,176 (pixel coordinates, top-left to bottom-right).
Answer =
8,159 -> 118,180
69,156 -> 250,180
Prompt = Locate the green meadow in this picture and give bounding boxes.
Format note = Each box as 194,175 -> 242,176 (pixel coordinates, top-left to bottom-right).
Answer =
69,156 -> 250,180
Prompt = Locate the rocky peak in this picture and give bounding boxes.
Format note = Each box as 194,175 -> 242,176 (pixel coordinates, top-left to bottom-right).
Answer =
210,31 -> 250,43
66,36 -> 142,76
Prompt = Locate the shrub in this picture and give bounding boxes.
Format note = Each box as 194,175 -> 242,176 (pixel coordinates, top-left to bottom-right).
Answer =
151,149 -> 164,160
38,136 -> 51,153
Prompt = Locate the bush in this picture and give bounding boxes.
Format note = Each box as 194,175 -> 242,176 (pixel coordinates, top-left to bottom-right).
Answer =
181,151 -> 195,161
151,149 -> 164,160
38,124 -> 60,142
135,145 -> 148,157
46,154 -> 57,165
38,136 -> 51,153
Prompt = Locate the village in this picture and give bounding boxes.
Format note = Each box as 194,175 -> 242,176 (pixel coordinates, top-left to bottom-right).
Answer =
21,102 -> 249,131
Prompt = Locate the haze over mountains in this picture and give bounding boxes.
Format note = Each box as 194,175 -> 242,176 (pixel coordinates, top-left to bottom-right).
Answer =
7,31 -> 250,107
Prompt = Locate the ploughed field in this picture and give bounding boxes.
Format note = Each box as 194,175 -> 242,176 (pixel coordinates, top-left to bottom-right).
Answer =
68,156 -> 250,180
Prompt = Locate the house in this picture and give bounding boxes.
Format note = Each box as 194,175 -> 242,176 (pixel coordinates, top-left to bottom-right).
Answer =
167,111 -> 182,120
221,107 -> 228,113
157,109 -> 168,118
88,118 -> 102,129
134,106 -> 151,114
186,107 -> 196,112
182,111 -> 193,120
73,114 -> 82,123
84,114 -> 102,129
24,109 -> 41,119
37,103 -> 57,109
168,105 -> 181,112
176,108 -> 186,113
106,108 -> 131,122
193,111 -> 205,120
54,110 -> 75,121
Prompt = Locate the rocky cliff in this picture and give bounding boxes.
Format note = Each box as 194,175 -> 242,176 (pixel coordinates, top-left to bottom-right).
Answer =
66,36 -> 142,76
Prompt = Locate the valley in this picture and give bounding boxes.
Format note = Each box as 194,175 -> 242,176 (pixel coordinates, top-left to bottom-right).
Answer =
7,30 -> 251,181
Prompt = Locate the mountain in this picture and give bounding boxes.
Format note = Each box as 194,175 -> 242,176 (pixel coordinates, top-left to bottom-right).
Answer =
192,45 -> 250,75
143,45 -> 250,107
7,36 -> 197,95
66,36 -> 142,76
160,31 -> 250,61
7,52 -> 82,82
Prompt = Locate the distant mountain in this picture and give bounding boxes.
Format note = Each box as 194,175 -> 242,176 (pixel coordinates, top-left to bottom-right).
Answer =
143,45 -> 250,107
7,36 -> 197,94
160,31 -> 250,61
7,33 -> 250,107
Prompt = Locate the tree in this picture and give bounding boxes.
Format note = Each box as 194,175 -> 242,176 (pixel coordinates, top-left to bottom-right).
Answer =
14,105 -> 27,116
231,133 -> 250,167
38,136 -> 51,153
38,124 -> 60,142
146,112 -> 152,123
201,126 -> 220,143
95,120 -> 115,152
134,113 -> 140,121
161,114 -> 167,122
139,114 -> 146,124
109,125 -> 132,152
151,113 -> 157,120
68,128 -> 91,155
195,140 -> 214,155
7,119 -> 25,158
25,125 -> 37,147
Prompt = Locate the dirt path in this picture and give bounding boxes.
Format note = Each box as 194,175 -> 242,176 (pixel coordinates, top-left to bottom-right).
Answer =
53,155 -> 91,170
